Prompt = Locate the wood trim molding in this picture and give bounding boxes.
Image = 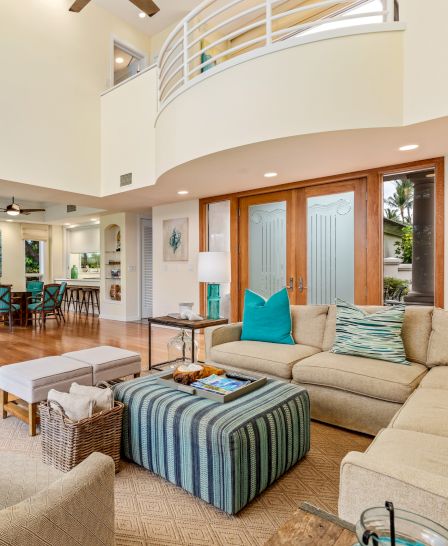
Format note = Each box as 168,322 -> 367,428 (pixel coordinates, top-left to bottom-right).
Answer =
199,157 -> 445,315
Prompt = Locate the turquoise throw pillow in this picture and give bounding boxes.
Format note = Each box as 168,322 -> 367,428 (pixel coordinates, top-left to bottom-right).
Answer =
331,299 -> 408,364
241,288 -> 295,345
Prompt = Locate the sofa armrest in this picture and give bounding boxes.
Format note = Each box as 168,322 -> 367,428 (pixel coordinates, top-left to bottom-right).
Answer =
205,322 -> 242,359
339,451 -> 448,526
0,452 -> 115,546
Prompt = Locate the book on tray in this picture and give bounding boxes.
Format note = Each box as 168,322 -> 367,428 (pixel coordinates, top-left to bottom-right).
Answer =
191,374 -> 250,395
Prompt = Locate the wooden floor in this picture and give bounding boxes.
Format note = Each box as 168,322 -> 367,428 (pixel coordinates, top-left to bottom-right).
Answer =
0,313 -> 204,368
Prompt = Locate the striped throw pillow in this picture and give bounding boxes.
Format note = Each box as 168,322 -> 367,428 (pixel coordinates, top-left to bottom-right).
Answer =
331,299 -> 408,364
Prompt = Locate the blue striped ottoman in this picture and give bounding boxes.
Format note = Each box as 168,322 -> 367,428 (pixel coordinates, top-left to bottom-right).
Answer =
114,375 -> 310,514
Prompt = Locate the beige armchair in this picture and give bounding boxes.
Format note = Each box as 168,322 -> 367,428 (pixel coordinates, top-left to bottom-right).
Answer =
0,451 -> 115,546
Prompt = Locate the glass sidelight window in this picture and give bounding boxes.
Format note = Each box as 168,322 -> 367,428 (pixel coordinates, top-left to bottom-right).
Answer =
207,200 -> 231,318
383,168 -> 435,305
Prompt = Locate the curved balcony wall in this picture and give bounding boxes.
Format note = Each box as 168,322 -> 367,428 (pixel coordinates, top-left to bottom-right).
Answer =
155,26 -> 404,177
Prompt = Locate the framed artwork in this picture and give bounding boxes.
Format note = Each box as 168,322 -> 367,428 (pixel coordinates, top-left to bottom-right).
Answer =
163,218 -> 189,261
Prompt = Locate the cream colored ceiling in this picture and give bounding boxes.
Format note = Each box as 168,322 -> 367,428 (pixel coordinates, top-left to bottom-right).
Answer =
2,116 -> 447,212
94,0 -> 203,36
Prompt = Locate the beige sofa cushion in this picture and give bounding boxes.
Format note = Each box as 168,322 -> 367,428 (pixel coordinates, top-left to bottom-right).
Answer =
291,305 -> 329,349
323,305 -> 433,365
427,308 -> 448,367
389,388 -> 448,437
209,341 -> 320,379
292,351 -> 427,403
420,366 -> 448,389
339,428 -> 448,526
401,305 -> 433,365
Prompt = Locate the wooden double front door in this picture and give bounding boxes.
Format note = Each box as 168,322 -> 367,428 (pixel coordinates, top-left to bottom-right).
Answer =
239,179 -> 367,311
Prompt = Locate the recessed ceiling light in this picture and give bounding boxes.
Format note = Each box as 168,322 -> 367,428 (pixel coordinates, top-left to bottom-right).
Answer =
68,224 -> 78,229
138,11 -> 146,18
264,172 -> 278,178
63,223 -> 70,226
115,57 -> 124,64
177,190 -> 189,195
6,219 -> 13,222
90,218 -> 98,221
399,144 -> 419,151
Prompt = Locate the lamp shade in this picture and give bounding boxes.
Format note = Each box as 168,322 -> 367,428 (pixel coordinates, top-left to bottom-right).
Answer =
198,252 -> 231,283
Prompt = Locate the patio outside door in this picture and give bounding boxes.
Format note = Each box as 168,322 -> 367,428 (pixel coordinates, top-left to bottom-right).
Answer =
238,179 -> 367,315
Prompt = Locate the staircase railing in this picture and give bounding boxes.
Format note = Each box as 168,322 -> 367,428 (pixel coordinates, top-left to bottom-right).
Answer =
158,0 -> 396,109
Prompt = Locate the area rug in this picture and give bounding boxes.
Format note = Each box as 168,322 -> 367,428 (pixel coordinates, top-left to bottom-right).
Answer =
0,416 -> 370,545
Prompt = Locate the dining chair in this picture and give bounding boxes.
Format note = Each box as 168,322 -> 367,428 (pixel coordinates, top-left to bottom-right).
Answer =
55,281 -> 67,322
26,280 -> 44,303
0,285 -> 20,331
27,284 -> 61,326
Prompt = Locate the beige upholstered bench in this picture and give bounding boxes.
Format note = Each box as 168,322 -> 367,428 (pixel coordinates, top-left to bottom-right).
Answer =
0,356 -> 92,436
63,346 -> 141,383
0,346 -> 141,436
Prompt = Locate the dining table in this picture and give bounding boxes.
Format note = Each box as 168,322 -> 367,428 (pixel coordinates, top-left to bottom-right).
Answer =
11,289 -> 33,327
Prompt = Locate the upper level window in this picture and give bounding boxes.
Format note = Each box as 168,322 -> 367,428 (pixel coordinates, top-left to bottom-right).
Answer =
113,41 -> 146,86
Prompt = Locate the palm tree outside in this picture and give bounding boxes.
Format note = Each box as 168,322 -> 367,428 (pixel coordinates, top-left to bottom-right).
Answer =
385,178 -> 414,224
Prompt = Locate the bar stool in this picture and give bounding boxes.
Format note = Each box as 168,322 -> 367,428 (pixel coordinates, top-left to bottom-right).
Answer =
66,286 -> 81,313
79,288 -> 95,315
92,287 -> 100,314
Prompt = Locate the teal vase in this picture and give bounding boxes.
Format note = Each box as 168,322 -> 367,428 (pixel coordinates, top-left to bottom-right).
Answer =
207,283 -> 221,320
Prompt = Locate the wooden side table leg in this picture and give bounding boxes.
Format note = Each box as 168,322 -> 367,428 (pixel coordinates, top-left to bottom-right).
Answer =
1,390 -> 8,419
28,402 -> 38,436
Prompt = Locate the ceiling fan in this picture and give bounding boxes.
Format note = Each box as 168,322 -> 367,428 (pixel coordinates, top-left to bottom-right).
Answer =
69,0 -> 160,17
0,197 -> 46,217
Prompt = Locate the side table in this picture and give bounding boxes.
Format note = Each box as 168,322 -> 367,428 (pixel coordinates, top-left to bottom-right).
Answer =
147,316 -> 228,371
265,502 -> 356,546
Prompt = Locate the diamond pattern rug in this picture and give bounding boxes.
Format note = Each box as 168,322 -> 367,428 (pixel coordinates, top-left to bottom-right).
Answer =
0,415 -> 370,545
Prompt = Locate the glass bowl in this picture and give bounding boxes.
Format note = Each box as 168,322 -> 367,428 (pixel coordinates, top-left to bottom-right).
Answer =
356,506 -> 448,546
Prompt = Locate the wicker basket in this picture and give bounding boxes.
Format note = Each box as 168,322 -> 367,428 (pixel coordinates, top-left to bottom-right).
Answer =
40,400 -> 124,473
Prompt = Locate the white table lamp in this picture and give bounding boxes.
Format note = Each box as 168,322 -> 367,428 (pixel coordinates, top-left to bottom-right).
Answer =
198,252 -> 231,319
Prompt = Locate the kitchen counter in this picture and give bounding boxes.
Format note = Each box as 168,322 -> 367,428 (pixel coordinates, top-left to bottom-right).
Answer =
55,278 -> 100,287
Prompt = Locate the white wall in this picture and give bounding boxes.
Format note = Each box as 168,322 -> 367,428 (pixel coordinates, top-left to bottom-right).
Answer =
155,28 -> 403,177
68,226 -> 100,254
101,67 -> 157,196
152,200 -> 200,316
0,0 -> 150,196
401,0 -> 448,125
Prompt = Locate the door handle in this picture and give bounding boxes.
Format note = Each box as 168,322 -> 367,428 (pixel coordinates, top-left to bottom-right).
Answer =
286,277 -> 294,290
298,277 -> 304,293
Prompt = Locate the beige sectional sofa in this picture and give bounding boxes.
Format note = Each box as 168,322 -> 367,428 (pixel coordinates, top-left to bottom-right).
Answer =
206,304 -> 436,435
339,365 -> 448,527
206,305 -> 448,526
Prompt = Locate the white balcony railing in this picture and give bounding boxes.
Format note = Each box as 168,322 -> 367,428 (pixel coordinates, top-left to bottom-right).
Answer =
158,0 -> 396,109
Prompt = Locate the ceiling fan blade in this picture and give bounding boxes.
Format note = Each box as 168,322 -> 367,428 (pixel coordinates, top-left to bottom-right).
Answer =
69,0 -> 92,13
130,0 -> 160,17
20,209 -> 46,214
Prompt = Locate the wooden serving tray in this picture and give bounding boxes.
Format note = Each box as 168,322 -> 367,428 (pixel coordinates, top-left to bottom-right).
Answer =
157,371 -> 267,403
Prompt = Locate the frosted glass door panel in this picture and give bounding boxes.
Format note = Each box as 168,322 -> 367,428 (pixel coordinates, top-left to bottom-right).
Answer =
249,201 -> 286,299
208,200 -> 231,318
307,192 -> 354,304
